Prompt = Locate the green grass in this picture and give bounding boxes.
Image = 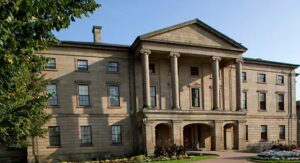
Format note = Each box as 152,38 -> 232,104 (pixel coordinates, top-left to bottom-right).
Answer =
147,155 -> 218,163
248,157 -> 300,163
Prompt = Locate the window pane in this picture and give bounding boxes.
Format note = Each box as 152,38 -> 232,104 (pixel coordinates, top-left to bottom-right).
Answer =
242,92 -> 247,109
47,84 -> 58,105
259,74 -> 266,82
47,58 -> 56,69
79,85 -> 89,95
112,126 -> 122,144
150,86 -> 156,107
192,88 -> 200,107
191,67 -> 199,76
78,85 -> 89,106
277,75 -> 284,84
81,126 -> 92,145
108,62 -> 119,72
109,85 -> 120,106
49,126 -> 60,146
149,64 -> 155,73
77,60 -> 88,70
242,72 -> 247,81
261,125 -> 267,140
245,125 -> 248,141
279,125 -> 285,139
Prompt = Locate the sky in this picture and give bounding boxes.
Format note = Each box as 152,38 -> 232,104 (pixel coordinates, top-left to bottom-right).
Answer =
53,0 -> 300,100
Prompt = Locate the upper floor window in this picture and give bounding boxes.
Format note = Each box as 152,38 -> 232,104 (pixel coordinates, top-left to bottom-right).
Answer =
242,91 -> 247,110
242,72 -> 247,82
149,63 -> 155,73
112,125 -> 122,144
81,126 -> 92,145
48,126 -> 60,146
46,58 -> 56,69
108,61 -> 119,72
261,125 -> 267,141
259,92 -> 266,110
191,88 -> 200,107
77,59 -> 88,71
277,75 -> 284,84
47,84 -> 58,106
190,67 -> 199,76
150,86 -> 156,107
109,85 -> 120,107
279,125 -> 285,140
258,73 -> 266,83
78,85 -> 90,106
278,94 -> 284,111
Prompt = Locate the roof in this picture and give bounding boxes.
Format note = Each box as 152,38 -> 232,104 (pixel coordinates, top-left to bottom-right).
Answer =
243,57 -> 299,69
135,18 -> 247,50
60,41 -> 130,49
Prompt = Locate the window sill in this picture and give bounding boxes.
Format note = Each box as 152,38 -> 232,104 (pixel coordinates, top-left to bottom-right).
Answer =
48,105 -> 60,109
276,110 -> 285,112
106,71 -> 120,74
111,143 -> 123,146
47,146 -> 61,149
259,139 -> 268,142
43,68 -> 58,72
108,106 -> 121,109
276,83 -> 285,86
242,80 -> 247,83
258,110 -> 267,112
75,70 -> 89,73
77,106 -> 92,109
190,75 -> 200,78
190,107 -> 202,110
80,144 -> 93,147
257,82 -> 267,84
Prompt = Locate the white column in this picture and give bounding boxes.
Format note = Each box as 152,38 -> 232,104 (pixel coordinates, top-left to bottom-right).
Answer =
212,56 -> 221,110
170,52 -> 180,109
141,49 -> 151,108
235,58 -> 243,111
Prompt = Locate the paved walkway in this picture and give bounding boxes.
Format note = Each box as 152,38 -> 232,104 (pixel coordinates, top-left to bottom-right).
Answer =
192,151 -> 257,163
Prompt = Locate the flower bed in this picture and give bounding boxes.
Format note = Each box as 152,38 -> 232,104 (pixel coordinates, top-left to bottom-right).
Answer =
255,150 -> 300,161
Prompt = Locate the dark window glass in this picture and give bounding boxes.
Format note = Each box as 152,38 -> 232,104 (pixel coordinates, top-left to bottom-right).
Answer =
108,61 -> 119,72
259,93 -> 266,110
191,67 -> 199,76
47,84 -> 58,106
77,60 -> 88,71
109,85 -> 120,107
261,125 -> 267,140
278,94 -> 284,111
149,64 -> 155,73
258,73 -> 266,83
150,86 -> 156,107
279,125 -> 285,140
242,91 -> 247,110
46,58 -> 56,69
112,125 -> 122,144
191,88 -> 200,107
78,85 -> 90,106
49,126 -> 60,146
81,126 -> 92,145
246,125 -> 248,141
277,75 -> 284,84
242,72 -> 247,82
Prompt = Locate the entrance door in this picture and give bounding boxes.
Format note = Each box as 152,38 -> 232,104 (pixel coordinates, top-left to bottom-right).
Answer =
225,130 -> 233,150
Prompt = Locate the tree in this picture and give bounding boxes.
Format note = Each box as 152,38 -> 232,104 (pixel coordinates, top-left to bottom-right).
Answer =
0,0 -> 100,147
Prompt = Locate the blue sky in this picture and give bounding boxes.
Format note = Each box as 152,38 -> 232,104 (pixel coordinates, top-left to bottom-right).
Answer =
54,0 -> 300,100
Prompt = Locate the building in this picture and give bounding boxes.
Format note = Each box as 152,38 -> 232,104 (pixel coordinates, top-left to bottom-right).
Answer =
7,19 -> 297,162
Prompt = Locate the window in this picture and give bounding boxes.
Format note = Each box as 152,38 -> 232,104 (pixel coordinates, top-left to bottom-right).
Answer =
150,86 -> 156,107
46,58 -> 56,69
81,126 -> 92,145
108,61 -> 119,72
259,92 -> 266,110
261,125 -> 267,141
47,84 -> 58,106
242,72 -> 247,82
258,73 -> 266,83
278,94 -> 284,111
242,91 -> 247,110
109,85 -> 120,107
112,125 -> 122,144
190,67 -> 199,76
78,85 -> 90,106
191,88 -> 200,107
279,125 -> 285,140
149,63 -> 155,73
48,126 -> 60,146
245,125 -> 248,141
277,75 -> 284,84
77,59 -> 88,71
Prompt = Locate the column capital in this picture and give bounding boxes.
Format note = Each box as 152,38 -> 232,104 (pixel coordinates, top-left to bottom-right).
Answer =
140,49 -> 151,55
170,52 -> 180,57
236,57 -> 244,63
211,56 -> 221,61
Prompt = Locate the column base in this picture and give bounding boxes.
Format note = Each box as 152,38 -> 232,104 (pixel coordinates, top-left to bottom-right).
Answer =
213,107 -> 223,111
172,107 -> 181,110
237,108 -> 247,112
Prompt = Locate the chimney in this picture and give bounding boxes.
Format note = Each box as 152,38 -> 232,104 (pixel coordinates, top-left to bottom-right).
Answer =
92,26 -> 102,43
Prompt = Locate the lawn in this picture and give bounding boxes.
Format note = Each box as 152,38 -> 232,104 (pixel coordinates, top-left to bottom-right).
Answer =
148,155 -> 218,163
248,157 -> 300,163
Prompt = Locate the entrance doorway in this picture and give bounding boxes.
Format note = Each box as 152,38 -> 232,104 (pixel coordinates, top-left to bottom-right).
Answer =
155,123 -> 172,147
183,124 -> 213,150
224,123 -> 238,150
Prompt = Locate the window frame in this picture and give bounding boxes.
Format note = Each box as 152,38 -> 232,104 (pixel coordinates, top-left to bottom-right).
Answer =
242,72 -> 247,82
80,126 -> 92,146
277,93 -> 285,111
108,84 -> 120,108
76,59 -> 88,71
77,84 -> 90,107
191,87 -> 201,108
149,63 -> 155,74
277,75 -> 284,85
47,83 -> 59,107
190,67 -> 199,76
258,92 -> 267,111
258,73 -> 266,83
111,125 -> 122,145
48,126 -> 61,147
260,125 -> 268,141
46,58 -> 56,69
150,86 -> 157,108
107,61 -> 119,73
279,125 -> 285,140
242,91 -> 247,110
245,125 -> 248,141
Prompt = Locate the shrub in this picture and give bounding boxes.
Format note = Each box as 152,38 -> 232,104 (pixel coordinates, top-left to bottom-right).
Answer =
154,144 -> 186,158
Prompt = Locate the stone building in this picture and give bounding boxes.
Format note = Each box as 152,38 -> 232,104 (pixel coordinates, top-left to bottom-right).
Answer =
3,19 -> 298,162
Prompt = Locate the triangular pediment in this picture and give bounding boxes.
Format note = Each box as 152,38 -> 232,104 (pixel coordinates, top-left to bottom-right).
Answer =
139,19 -> 247,51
